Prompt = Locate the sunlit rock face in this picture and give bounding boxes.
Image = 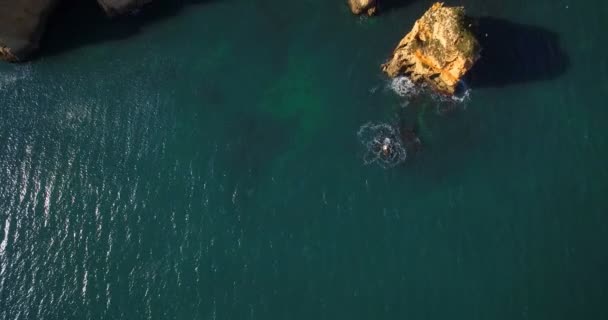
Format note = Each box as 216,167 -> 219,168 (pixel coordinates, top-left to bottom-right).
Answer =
348,0 -> 377,16
381,2 -> 480,95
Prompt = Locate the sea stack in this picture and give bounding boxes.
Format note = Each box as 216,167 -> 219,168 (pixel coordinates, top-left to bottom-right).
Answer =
0,0 -> 59,62
381,2 -> 480,95
348,0 -> 377,16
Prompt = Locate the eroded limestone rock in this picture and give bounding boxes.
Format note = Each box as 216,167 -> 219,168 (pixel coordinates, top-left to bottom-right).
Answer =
381,2 -> 480,95
348,0 -> 377,16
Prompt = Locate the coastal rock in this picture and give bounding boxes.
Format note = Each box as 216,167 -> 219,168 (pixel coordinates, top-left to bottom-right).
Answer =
97,0 -> 152,16
348,0 -> 377,16
0,0 -> 59,62
381,2 -> 480,95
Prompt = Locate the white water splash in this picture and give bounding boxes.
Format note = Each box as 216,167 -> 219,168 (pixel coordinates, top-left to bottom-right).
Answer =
82,270 -> 88,297
388,76 -> 471,105
430,80 -> 472,104
357,122 -> 407,169
0,217 -> 9,258
389,76 -> 421,98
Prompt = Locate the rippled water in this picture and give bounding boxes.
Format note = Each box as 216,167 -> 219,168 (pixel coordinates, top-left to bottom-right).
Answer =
1,0 -> 607,319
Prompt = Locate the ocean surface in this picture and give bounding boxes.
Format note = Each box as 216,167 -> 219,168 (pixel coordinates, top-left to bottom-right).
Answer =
1,0 -> 607,319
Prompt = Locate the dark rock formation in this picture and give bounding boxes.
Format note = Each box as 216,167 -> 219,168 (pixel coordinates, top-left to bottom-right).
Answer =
97,0 -> 152,16
0,0 -> 154,62
0,0 -> 59,61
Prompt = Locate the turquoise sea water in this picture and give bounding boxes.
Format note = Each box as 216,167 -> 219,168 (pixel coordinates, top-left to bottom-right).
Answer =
1,0 -> 608,318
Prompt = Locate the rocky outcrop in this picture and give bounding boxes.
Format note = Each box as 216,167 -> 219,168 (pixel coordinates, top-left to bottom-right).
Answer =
381,2 -> 480,95
0,0 -> 154,62
0,0 -> 59,62
97,0 -> 152,16
348,0 -> 377,16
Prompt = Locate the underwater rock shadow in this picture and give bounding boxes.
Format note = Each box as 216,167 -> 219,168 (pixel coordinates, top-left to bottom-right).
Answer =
465,16 -> 570,88
40,0 -> 217,59
220,110 -> 298,180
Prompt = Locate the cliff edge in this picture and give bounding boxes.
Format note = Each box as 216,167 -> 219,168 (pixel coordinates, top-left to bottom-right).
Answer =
0,0 -> 59,62
0,0 -> 152,62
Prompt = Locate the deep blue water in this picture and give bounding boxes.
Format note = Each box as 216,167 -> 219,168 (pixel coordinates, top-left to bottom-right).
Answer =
1,0 -> 607,319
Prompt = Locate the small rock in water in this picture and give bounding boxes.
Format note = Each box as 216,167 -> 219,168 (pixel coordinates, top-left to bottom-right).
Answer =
348,0 -> 377,16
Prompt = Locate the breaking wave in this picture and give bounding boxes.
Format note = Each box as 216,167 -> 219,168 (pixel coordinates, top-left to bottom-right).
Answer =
389,76 -> 422,98
387,75 -> 471,106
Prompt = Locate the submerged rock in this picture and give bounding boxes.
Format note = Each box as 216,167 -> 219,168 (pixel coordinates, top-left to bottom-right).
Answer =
381,2 -> 480,95
348,0 -> 377,16
0,0 -> 59,62
97,0 -> 152,16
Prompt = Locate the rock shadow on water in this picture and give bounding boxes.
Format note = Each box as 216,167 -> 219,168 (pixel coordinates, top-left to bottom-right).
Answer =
40,0 -> 216,58
465,16 -> 570,88
380,0 -> 414,12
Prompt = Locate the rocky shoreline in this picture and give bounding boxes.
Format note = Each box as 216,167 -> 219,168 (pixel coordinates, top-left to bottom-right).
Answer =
1,1 -> 480,97
0,0 -> 60,62
0,0 -> 150,62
